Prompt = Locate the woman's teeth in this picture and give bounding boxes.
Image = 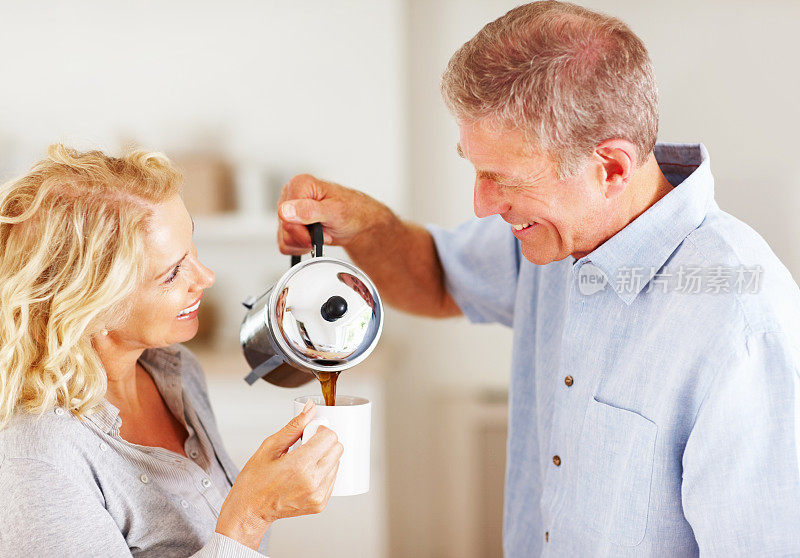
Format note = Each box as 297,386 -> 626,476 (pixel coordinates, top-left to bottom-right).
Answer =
178,298 -> 201,316
513,223 -> 534,231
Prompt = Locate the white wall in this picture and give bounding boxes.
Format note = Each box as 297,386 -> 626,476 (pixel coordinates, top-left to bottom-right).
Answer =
0,0 -> 406,213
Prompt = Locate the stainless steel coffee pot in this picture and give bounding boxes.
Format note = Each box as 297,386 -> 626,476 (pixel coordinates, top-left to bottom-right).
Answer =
240,223 -> 384,387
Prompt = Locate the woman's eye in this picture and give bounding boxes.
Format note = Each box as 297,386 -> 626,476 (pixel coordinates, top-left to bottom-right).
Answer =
165,263 -> 182,284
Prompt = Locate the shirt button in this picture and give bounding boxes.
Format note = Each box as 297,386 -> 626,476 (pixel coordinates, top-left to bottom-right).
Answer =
99,443 -> 108,452
180,499 -> 189,509
552,455 -> 561,467
140,474 -> 149,484
564,375 -> 573,387
201,478 -> 212,488
190,450 -> 199,459
54,407 -> 64,416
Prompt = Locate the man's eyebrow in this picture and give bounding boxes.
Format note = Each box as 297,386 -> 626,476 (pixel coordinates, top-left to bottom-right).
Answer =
477,169 -> 527,187
477,169 -> 507,183
457,143 -> 529,186
155,218 -> 195,280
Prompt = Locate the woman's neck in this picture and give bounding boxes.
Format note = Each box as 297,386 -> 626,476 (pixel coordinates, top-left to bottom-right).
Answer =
93,333 -> 146,415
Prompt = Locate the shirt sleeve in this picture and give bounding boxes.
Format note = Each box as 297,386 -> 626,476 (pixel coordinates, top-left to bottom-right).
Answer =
193,533 -> 267,558
680,331 -> 800,555
426,215 -> 520,327
0,455 -> 267,557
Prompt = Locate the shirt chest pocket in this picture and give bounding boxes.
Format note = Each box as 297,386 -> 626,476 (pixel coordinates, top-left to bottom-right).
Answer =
575,397 -> 657,547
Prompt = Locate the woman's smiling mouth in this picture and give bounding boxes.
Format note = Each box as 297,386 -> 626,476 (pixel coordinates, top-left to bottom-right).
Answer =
177,294 -> 202,319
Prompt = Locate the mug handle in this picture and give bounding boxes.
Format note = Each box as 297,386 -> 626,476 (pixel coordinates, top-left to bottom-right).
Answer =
290,223 -> 324,267
301,417 -> 332,445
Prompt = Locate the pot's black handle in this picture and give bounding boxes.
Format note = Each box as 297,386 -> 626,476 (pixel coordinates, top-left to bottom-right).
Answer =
244,354 -> 285,385
290,223 -> 324,267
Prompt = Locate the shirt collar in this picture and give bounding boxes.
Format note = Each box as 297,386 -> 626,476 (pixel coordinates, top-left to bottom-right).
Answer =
85,344 -> 184,435
575,143 -> 715,305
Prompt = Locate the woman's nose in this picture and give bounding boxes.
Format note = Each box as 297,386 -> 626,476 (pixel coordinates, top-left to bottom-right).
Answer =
194,259 -> 215,290
474,178 -> 509,218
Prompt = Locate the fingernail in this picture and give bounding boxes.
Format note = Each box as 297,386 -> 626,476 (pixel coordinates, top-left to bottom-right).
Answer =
281,203 -> 296,220
302,399 -> 314,414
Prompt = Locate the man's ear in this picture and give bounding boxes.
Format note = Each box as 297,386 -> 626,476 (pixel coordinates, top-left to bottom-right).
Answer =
593,139 -> 637,199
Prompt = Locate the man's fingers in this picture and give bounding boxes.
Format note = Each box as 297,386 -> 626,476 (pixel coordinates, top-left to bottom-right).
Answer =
278,223 -> 334,255
277,225 -> 307,256
281,222 -> 315,250
282,173 -> 323,199
278,173 -> 316,205
278,212 -> 336,253
278,173 -> 327,220
280,198 -> 329,226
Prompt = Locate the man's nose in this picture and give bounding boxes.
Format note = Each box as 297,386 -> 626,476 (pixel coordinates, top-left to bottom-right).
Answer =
474,178 -> 509,218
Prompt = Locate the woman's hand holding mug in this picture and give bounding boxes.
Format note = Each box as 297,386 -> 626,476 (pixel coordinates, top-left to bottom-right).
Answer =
215,400 -> 343,550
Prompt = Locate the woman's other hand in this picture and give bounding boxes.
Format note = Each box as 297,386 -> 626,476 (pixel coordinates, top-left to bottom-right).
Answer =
215,400 -> 343,550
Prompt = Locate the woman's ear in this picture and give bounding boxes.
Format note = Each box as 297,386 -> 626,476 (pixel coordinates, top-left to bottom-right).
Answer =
593,139 -> 637,199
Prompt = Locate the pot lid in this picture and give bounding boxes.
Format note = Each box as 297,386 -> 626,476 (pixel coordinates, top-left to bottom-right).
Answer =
268,256 -> 383,373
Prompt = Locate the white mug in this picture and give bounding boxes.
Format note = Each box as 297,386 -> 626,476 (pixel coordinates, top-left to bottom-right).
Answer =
293,395 -> 371,497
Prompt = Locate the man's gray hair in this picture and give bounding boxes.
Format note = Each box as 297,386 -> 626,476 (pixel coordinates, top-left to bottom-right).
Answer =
441,1 -> 659,178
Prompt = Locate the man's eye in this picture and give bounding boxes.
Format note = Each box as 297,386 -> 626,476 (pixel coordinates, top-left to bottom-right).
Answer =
165,264 -> 181,284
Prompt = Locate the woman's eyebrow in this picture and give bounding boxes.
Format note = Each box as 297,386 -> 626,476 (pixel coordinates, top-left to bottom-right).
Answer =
157,253 -> 187,281
155,219 -> 195,280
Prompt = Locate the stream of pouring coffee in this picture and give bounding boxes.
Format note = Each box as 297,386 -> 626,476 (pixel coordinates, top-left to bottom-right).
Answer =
316,371 -> 339,406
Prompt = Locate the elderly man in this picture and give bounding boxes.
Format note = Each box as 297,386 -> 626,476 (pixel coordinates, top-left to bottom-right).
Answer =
278,1 -> 800,556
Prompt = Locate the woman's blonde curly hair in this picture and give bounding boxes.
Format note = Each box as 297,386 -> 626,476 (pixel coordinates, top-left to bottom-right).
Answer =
0,144 -> 182,430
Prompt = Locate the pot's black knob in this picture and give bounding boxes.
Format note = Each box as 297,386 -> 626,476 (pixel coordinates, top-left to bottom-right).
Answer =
321,295 -> 348,322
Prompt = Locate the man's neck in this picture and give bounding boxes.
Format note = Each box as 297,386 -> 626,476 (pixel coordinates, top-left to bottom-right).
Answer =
572,152 -> 673,259
623,152 -> 674,228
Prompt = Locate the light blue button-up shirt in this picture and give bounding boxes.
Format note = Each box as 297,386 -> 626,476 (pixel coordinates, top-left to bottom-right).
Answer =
428,144 -> 800,556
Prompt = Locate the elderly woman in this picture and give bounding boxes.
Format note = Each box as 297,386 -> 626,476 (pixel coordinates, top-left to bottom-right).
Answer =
0,145 -> 342,557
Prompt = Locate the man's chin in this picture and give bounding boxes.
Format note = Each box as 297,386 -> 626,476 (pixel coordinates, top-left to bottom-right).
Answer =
521,244 -> 557,266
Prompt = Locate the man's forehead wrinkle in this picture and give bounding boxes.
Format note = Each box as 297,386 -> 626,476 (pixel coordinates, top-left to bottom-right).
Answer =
457,120 -> 554,187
